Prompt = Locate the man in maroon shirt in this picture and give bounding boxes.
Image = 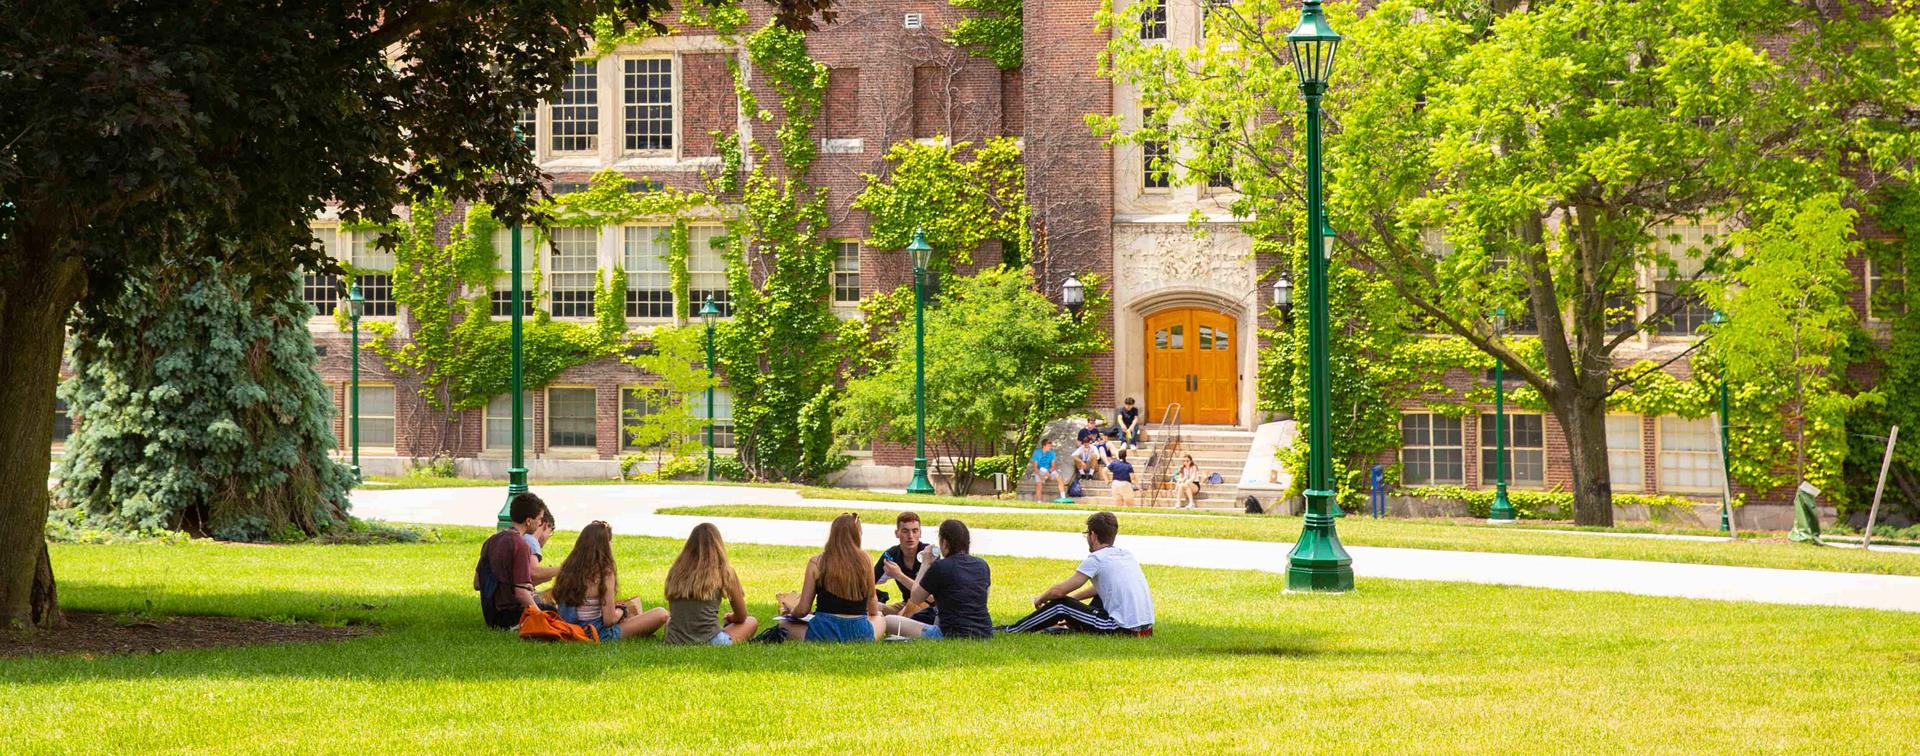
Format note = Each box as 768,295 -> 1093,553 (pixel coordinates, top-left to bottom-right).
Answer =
475,492 -> 549,629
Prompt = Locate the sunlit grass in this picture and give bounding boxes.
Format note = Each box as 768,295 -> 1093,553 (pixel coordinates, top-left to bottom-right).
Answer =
3,527 -> 1917,752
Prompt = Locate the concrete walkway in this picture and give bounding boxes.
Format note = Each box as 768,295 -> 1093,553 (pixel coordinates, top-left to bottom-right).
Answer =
352,484 -> 1920,614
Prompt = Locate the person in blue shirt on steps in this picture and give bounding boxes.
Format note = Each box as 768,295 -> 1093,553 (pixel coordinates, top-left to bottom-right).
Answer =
1031,439 -> 1068,503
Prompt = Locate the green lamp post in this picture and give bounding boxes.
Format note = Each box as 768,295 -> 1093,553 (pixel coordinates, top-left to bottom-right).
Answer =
498,221 -> 529,530
701,295 -> 721,482
1283,0 -> 1354,592
1710,309 -> 1732,533
1488,306 -> 1517,523
347,281 -> 364,482
905,230 -> 937,495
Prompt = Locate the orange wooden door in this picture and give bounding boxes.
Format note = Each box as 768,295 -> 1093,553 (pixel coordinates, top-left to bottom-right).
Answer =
1190,310 -> 1238,425
1144,310 -> 1192,424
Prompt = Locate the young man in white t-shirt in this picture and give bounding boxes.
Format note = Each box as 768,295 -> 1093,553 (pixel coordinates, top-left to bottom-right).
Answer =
1001,512 -> 1155,636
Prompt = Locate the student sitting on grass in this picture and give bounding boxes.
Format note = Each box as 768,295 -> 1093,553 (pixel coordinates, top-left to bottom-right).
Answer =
661,523 -> 759,646
476,492 -> 548,629
526,509 -> 560,610
777,513 -> 884,643
1002,512 -> 1155,636
884,519 -> 993,640
875,512 -> 938,624
552,521 -> 670,641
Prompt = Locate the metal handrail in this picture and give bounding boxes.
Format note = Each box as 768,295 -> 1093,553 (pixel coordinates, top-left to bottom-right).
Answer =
1141,403 -> 1183,507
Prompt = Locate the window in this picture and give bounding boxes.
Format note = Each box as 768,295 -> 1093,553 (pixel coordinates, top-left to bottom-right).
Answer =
622,226 -> 675,319
1197,324 -> 1230,352
490,227 -> 536,317
692,387 -> 735,449
517,108 -> 538,148
1480,413 -> 1545,487
1401,413 -> 1464,485
1140,0 -> 1167,40
485,392 -> 533,451
622,387 -> 665,451
53,398 -> 71,445
1142,109 -> 1169,191
548,227 -> 598,318
623,58 -> 674,152
825,68 -> 861,139
1206,119 -> 1234,189
547,387 -> 599,449
1869,258 -> 1907,322
1606,415 -> 1644,489
1420,228 -> 1455,259
551,60 -> 599,153
1653,223 -> 1721,335
303,272 -> 339,317
357,385 -> 396,448
912,65 -> 944,140
349,230 -> 397,317
688,226 -> 732,316
833,241 -> 861,305
1658,416 -> 1724,492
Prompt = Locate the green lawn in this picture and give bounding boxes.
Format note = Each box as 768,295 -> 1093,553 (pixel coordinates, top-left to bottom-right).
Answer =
4,528 -> 1917,752
657,504 -> 1920,577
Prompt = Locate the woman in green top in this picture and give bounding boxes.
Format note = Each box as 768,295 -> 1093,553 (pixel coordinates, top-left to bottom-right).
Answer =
661,523 -> 759,646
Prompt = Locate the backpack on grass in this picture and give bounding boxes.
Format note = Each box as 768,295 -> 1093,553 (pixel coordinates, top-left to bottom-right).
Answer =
518,607 -> 599,643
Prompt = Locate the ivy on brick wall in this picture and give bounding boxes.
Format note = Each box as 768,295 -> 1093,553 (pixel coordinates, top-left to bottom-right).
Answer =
948,0 -> 1023,71
852,137 -> 1028,275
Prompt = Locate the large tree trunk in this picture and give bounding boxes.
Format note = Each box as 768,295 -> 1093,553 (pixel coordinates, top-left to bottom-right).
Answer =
1555,391 -> 1616,527
0,246 -> 86,628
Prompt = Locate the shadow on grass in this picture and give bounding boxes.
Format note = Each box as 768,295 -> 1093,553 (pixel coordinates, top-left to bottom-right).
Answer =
4,586 -> 1359,686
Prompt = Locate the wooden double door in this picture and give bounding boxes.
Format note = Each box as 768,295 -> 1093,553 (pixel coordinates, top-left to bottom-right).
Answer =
1145,308 -> 1238,426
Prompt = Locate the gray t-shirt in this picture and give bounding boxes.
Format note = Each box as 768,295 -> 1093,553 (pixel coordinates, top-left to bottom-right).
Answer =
1077,547 -> 1155,629
663,597 -> 722,645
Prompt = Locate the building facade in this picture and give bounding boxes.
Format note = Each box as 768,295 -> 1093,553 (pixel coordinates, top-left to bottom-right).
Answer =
50,2 -> 1899,506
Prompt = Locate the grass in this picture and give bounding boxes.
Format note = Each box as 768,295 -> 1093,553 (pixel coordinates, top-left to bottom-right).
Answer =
657,504 -> 1920,577
4,528 -> 1916,752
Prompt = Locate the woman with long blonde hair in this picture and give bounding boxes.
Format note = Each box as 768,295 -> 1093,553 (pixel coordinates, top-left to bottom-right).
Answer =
662,523 -> 758,646
552,521 -> 669,641
777,513 -> 883,642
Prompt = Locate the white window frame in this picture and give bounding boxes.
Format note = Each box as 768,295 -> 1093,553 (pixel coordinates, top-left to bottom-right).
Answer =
624,225 -> 676,321
347,228 -> 398,319
1605,414 -> 1645,491
687,225 -> 732,318
1141,108 -> 1171,194
1656,416 -> 1725,494
1867,257 -> 1906,323
621,386 -> 667,452
1479,412 -> 1546,489
547,227 -> 600,319
1139,0 -> 1169,40
832,240 -> 861,307
1400,412 -> 1464,486
484,392 -> 533,454
355,383 -> 398,452
550,59 -> 601,155
489,227 -> 538,318
545,386 -> 600,452
1648,221 -> 1725,337
692,386 -> 735,450
619,55 -> 677,156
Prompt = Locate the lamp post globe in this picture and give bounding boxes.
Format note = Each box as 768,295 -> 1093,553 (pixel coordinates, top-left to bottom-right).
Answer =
1062,274 -> 1086,321
1488,306 -> 1517,523
1283,0 -> 1354,592
701,296 -> 721,482
906,229 -> 937,495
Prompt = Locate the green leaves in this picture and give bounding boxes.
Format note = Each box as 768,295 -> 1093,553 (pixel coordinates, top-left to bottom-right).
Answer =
852,137 -> 1027,274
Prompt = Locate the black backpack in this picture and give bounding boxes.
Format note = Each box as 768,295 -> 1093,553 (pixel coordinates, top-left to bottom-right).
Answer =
1244,495 -> 1264,514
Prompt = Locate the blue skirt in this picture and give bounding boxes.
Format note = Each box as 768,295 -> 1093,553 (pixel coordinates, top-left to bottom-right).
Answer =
805,613 -> 874,643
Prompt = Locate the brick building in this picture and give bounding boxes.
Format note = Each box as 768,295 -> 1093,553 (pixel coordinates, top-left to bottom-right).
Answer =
49,2 -> 1899,507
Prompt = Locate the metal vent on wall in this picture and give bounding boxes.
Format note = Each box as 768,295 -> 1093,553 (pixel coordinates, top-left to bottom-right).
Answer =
904,13 -> 923,29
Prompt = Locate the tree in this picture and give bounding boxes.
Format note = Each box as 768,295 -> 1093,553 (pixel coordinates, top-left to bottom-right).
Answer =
622,326 -> 717,472
57,261 -> 356,542
837,268 -> 1105,494
1709,195 -> 1863,491
0,0 -> 834,628
1101,0 -> 1918,525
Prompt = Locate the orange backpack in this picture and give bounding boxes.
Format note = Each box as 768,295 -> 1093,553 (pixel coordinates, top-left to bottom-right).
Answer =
517,606 -> 600,643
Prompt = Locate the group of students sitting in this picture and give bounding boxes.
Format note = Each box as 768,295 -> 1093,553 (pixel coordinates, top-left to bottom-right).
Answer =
476,493 -> 1156,643
1029,397 -> 1209,508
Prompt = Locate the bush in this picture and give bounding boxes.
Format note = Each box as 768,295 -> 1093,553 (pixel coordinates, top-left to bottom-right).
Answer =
968,454 -> 1023,480
313,518 -> 440,545
44,507 -> 188,545
410,454 -> 459,479
1397,486 -> 1700,521
645,455 -> 751,482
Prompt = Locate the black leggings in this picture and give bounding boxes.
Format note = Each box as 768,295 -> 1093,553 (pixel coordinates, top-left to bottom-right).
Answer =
1006,597 -> 1124,634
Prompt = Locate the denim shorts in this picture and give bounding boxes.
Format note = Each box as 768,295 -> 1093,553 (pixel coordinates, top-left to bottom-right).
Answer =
557,604 -> 622,641
711,630 -> 732,646
805,613 -> 874,643
921,625 -> 945,640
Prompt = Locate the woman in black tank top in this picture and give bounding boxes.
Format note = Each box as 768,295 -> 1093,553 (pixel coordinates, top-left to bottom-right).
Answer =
778,513 -> 882,642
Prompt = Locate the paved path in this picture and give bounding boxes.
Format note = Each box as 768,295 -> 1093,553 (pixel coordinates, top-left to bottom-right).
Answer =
352,485 -> 1920,614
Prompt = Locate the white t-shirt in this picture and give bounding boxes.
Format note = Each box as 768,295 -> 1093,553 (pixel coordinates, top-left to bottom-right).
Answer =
1076,546 -> 1155,629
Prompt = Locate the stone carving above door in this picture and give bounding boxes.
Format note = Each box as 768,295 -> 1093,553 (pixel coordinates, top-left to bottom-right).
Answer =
1114,225 -> 1253,301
